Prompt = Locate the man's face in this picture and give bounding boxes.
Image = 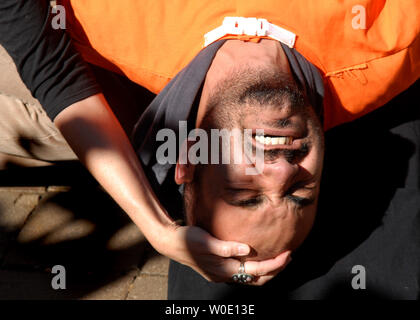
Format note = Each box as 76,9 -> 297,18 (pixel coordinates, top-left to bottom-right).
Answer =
180,66 -> 325,261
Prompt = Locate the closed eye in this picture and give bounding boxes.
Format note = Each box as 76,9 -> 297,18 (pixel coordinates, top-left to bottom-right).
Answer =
230,196 -> 264,208
224,188 -> 264,208
228,194 -> 314,209
285,181 -> 317,207
224,182 -> 316,209
285,194 -> 315,207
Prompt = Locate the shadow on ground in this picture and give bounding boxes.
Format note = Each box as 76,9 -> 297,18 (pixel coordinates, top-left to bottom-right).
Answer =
0,162 -> 163,300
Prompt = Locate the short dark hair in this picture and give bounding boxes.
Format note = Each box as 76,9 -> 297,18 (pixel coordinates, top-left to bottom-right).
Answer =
201,65 -> 310,131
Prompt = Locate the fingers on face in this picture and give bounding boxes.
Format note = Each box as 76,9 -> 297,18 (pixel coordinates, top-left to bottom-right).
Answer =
244,250 -> 292,277
193,257 -> 245,283
196,251 -> 291,284
192,233 -> 291,284
204,237 -> 250,258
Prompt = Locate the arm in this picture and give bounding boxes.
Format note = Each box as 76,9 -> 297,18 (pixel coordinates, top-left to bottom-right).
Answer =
1,0 -> 290,284
54,94 -> 175,245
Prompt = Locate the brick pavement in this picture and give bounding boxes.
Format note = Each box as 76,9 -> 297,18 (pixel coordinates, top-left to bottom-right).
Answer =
0,181 -> 169,300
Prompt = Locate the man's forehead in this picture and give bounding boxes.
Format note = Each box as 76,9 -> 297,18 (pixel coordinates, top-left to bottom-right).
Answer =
223,174 -> 255,187
211,161 -> 257,183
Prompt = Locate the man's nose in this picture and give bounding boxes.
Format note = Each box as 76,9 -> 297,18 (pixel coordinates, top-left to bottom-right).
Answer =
262,158 -> 299,192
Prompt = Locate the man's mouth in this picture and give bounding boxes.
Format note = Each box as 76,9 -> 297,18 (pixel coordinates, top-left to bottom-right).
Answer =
248,127 -> 304,151
255,134 -> 294,146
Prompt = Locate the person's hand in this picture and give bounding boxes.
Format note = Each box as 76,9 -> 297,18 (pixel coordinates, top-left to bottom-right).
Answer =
156,224 -> 292,285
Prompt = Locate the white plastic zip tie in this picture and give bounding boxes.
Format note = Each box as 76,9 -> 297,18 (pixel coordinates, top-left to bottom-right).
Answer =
204,17 -> 296,48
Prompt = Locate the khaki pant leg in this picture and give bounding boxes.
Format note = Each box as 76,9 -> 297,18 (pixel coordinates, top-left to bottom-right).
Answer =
0,93 -> 77,162
0,44 -> 76,165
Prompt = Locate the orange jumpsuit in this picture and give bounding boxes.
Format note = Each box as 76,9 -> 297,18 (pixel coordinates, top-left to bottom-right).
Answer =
59,0 -> 420,130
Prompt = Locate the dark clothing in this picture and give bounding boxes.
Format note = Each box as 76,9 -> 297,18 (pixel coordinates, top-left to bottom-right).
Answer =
0,0 -> 101,120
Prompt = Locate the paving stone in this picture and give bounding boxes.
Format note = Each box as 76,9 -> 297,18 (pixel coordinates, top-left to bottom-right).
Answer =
106,222 -> 145,251
1,192 -> 75,269
127,274 -> 168,300
0,192 -> 41,261
0,192 -> 40,231
3,190 -> 148,275
80,270 -> 138,300
139,251 -> 170,276
16,193 -> 74,245
0,184 -> 165,300
104,221 -> 147,273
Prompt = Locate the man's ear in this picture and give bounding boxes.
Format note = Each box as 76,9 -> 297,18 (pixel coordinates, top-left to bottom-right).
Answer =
175,140 -> 195,185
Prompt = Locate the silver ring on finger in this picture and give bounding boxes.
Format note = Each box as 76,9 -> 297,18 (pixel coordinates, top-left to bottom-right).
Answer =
232,261 -> 254,284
